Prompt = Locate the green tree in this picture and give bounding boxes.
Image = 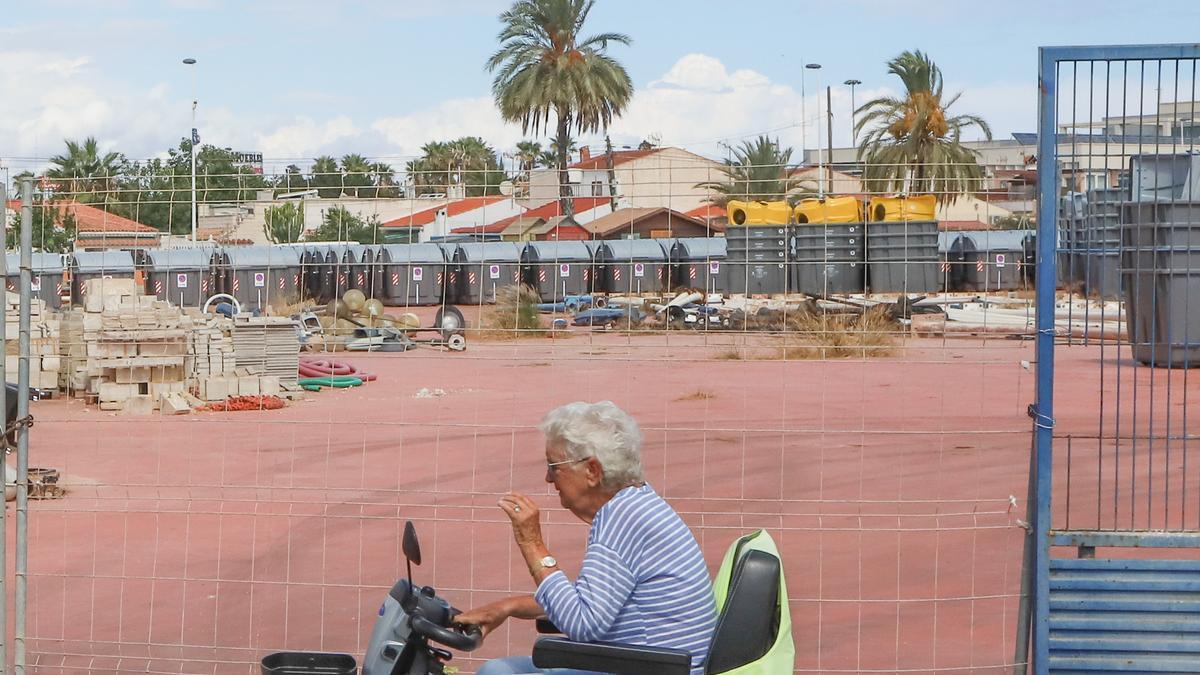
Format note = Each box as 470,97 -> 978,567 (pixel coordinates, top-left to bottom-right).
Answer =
696,136 -> 807,204
406,137 -> 505,197
4,198 -> 76,253
276,164 -> 309,193
515,140 -> 542,176
340,153 -> 373,198
46,136 -> 125,202
487,0 -> 633,215
304,205 -> 380,244
263,202 -> 305,243
854,50 -> 992,202
310,155 -> 341,198
372,161 -> 401,198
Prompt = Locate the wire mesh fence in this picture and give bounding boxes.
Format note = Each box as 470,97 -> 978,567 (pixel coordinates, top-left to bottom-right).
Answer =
2,153 -> 1042,674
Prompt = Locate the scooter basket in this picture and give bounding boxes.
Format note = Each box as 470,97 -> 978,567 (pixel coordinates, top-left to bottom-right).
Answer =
260,651 -> 357,675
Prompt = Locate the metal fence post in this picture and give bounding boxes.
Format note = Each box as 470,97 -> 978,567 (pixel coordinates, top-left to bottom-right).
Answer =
0,182 -> 8,675
15,179 -> 32,675
1033,47 -> 1060,675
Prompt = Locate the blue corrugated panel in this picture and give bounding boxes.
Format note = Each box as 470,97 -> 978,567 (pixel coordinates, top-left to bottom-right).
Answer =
1048,558 -> 1200,673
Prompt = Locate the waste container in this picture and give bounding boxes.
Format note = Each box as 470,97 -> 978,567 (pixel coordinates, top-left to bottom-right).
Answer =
1080,187 -> 1125,298
865,220 -> 938,294
380,243 -> 449,307
520,241 -> 596,302
962,230 -> 1032,292
218,246 -> 301,313
726,225 -> 790,296
1130,153 -> 1200,202
667,238 -> 727,295
867,194 -> 937,222
452,241 -> 524,305
726,200 -> 792,226
943,233 -> 979,291
142,248 -> 216,308
342,245 -> 385,299
5,252 -> 65,309
69,250 -> 136,305
1120,201 -> 1200,367
792,223 -> 863,295
596,239 -> 669,295
793,196 -> 863,224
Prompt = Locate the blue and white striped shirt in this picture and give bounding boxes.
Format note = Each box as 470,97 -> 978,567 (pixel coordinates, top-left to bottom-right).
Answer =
535,484 -> 717,675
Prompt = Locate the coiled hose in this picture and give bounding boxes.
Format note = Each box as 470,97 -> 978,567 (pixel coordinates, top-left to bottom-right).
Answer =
298,358 -> 377,391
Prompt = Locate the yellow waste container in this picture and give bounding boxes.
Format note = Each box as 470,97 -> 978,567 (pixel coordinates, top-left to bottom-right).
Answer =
793,196 -> 864,224
726,200 -> 792,226
867,194 -> 937,222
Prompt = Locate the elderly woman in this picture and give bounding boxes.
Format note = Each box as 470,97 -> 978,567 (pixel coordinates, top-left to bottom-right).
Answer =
457,401 -> 716,675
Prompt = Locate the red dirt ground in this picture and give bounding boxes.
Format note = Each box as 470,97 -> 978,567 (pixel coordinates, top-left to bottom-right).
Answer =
7,327 -> 1194,674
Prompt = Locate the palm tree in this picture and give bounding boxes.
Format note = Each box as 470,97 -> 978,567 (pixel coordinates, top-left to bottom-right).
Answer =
372,162 -> 400,198
310,155 -> 341,198
515,140 -> 542,176
487,0 -> 633,215
696,136 -> 808,205
340,153 -> 373,198
47,137 -> 124,202
854,50 -> 992,201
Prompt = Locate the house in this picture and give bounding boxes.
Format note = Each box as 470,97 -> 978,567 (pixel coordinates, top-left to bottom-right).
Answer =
452,197 -> 613,239
685,204 -> 728,230
48,202 -> 162,250
526,216 -> 592,241
935,194 -> 1014,230
581,207 -> 717,239
526,146 -> 726,214
380,195 -> 524,241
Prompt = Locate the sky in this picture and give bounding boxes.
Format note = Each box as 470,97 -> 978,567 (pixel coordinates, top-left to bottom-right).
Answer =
4,0 -> 1200,175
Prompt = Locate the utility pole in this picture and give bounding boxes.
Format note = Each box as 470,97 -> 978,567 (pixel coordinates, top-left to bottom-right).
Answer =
827,85 -> 834,191
844,79 -> 862,147
183,58 -> 198,242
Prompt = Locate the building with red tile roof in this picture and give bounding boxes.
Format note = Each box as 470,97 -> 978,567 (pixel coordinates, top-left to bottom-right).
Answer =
451,197 -> 612,236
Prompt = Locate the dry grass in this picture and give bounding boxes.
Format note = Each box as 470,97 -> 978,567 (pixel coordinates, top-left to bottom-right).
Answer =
713,348 -> 746,360
469,284 -> 546,341
674,389 -> 716,402
775,307 -> 898,359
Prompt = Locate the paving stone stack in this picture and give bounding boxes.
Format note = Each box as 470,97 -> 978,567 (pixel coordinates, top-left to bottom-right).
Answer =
5,291 -> 61,391
232,316 -> 300,388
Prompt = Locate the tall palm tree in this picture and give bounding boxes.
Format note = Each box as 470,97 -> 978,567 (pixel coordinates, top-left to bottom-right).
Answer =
487,0 -> 633,215
515,140 -> 542,176
340,153 -> 373,198
47,137 -> 124,202
854,50 -> 992,201
696,136 -> 808,204
372,162 -> 399,198
310,155 -> 341,198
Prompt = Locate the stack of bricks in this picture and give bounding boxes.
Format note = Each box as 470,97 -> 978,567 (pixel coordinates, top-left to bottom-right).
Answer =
5,291 -> 61,391
188,317 -> 236,379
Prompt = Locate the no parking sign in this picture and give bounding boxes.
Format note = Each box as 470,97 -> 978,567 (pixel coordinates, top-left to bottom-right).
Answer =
709,261 -> 721,274
254,272 -> 266,287
634,262 -> 645,278
995,253 -> 1006,268
489,264 -> 500,279
176,273 -> 188,288
559,263 -> 570,278
412,267 -> 423,282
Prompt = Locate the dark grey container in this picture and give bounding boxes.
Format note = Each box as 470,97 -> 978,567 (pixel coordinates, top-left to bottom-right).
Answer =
865,220 -> 938,294
791,223 -> 864,295
726,226 -> 791,296
379,243 -> 450,307
1120,201 -> 1200,368
141,248 -> 216,308
451,241 -> 524,305
667,237 -> 728,294
6,252 -> 65,309
1130,153 -> 1200,202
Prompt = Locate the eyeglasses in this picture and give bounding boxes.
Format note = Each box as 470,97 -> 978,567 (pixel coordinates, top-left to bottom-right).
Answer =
546,457 -> 590,477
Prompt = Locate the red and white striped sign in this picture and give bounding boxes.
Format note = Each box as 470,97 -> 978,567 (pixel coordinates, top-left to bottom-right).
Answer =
940,262 -> 950,273
279,276 -> 286,290
202,277 -> 209,293
538,269 -> 547,283
976,259 -> 985,273
356,272 -> 365,287
391,272 -> 400,286
154,280 -> 163,295
56,282 -> 63,294
689,267 -> 697,280
657,267 -> 663,279
338,273 -> 347,287
583,269 -> 589,281
233,277 -> 241,292
293,274 -> 299,288
468,271 -> 477,285
437,272 -> 444,285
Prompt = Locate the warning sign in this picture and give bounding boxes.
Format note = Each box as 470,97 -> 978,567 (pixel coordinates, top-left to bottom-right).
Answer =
559,263 -> 570,278
412,267 -> 423,282
177,273 -> 188,288
634,262 -> 645,278
995,253 -> 1006,268
253,272 -> 266,287
709,261 -> 721,274
489,264 -> 500,280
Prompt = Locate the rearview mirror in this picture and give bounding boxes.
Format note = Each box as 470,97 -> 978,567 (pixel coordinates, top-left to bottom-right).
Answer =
403,521 -> 422,566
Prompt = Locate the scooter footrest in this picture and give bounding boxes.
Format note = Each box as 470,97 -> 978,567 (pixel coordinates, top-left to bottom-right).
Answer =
260,651 -> 358,675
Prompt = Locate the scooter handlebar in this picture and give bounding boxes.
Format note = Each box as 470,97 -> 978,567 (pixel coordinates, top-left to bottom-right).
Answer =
411,614 -> 483,652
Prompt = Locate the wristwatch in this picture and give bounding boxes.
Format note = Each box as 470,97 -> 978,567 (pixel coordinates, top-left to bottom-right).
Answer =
539,555 -> 558,569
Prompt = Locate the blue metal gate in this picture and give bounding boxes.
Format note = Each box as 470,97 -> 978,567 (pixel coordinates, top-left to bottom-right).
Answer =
1035,44 -> 1200,673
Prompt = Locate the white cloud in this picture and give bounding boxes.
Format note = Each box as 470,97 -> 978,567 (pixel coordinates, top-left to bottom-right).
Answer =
371,96 -> 525,157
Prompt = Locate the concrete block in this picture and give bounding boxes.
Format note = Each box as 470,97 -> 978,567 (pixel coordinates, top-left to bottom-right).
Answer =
139,341 -> 186,357
99,382 -> 136,402
150,365 -> 184,383
122,395 -> 157,415
41,356 -> 61,372
37,371 -> 58,390
238,376 -> 260,396
200,376 -> 232,402
160,393 -> 190,415
259,376 -> 281,395
115,366 -> 151,384
99,400 -> 123,411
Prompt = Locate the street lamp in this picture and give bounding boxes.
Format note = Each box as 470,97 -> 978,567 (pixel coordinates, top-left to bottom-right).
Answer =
806,63 -> 823,197
844,79 -> 862,147
182,58 -> 198,242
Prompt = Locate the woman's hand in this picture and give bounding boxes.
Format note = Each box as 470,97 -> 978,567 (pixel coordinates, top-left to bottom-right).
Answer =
454,599 -> 511,638
499,492 -> 544,548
